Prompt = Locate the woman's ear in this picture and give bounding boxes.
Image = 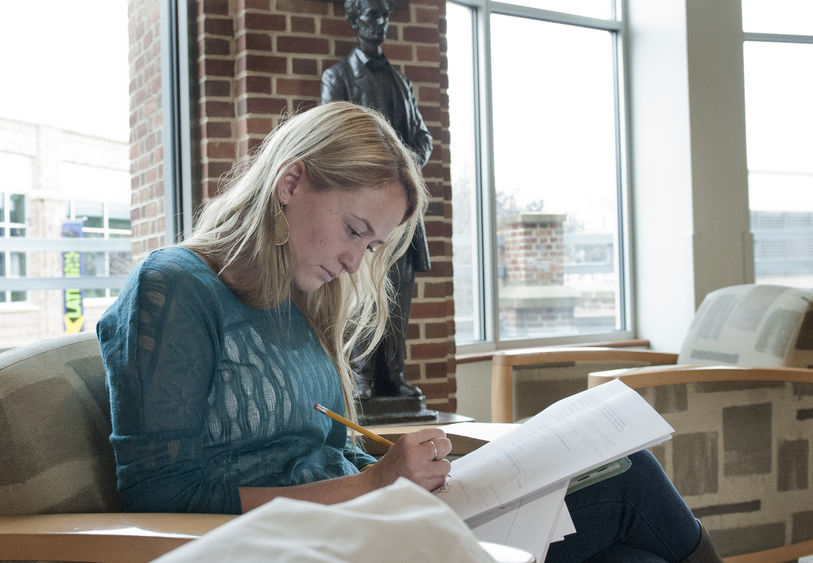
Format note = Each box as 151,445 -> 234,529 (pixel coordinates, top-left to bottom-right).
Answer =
276,160 -> 306,206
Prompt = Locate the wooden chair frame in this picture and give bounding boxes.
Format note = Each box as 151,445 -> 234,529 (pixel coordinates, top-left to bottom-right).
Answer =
491,346 -> 677,422
0,513 -> 235,562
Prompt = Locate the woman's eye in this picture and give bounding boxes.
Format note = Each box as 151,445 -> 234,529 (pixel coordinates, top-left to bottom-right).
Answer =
348,226 -> 361,238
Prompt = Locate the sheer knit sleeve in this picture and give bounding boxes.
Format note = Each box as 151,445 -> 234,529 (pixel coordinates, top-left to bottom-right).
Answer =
343,439 -> 378,469
97,253 -> 240,514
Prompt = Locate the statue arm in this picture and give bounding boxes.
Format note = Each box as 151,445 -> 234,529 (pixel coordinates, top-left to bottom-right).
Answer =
321,67 -> 349,104
403,77 -> 433,167
412,122 -> 433,168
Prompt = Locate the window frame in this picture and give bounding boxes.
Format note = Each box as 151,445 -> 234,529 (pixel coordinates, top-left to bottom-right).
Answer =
0,191 -> 28,303
742,29 -> 813,287
160,0 -> 200,244
449,0 -> 634,355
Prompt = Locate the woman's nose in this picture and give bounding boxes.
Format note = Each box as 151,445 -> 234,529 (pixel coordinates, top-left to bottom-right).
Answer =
340,246 -> 365,275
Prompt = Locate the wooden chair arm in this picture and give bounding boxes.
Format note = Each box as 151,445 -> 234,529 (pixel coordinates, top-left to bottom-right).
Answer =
0,512 -> 235,563
492,347 -> 677,369
491,347 -> 677,422
723,537 -> 813,563
588,364 -> 813,389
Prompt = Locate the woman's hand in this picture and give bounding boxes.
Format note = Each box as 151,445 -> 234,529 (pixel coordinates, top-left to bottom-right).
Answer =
365,428 -> 452,492
239,429 -> 452,511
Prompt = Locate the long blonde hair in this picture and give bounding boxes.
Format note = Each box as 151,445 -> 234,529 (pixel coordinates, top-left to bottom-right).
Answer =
182,101 -> 429,421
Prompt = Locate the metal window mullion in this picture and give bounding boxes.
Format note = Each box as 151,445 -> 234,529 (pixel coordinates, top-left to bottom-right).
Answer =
476,3 -> 499,347
489,2 -> 621,32
613,19 -> 633,336
744,32 -> 813,44
160,0 -> 182,244
160,0 -> 198,244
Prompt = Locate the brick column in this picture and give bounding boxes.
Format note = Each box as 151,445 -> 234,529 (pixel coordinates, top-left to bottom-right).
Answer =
129,0 -> 166,257
497,213 -> 577,334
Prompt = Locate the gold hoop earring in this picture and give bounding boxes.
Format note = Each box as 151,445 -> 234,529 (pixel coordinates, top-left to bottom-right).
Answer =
274,205 -> 290,246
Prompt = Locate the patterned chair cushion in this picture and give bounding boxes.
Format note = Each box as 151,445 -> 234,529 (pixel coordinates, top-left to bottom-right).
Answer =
678,284 -> 813,368
650,285 -> 813,557
645,378 -> 813,557
0,331 -> 121,515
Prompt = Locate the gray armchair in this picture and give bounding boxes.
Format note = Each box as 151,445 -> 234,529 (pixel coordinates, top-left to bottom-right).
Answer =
0,331 -> 233,562
488,284 -> 813,562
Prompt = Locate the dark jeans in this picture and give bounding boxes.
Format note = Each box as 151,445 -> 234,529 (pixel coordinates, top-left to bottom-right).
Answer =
545,450 -> 701,562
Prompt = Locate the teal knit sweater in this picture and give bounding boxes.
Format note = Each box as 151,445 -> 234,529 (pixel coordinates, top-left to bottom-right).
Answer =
97,247 -> 375,514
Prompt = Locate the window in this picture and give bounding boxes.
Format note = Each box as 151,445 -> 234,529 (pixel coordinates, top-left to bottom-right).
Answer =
66,200 -> 132,299
448,1 -> 629,350
0,191 -> 27,303
743,1 -> 813,287
0,0 -> 130,349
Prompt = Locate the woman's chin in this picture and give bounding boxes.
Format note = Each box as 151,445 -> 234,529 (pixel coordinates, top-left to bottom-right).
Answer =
293,276 -> 327,293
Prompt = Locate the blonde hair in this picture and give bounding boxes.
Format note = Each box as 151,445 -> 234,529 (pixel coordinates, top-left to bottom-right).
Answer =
182,101 -> 428,422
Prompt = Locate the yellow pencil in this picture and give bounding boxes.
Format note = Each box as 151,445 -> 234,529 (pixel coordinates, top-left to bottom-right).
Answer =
314,403 -> 394,448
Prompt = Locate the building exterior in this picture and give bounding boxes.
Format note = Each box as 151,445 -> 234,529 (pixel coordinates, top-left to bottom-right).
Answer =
0,118 -> 130,350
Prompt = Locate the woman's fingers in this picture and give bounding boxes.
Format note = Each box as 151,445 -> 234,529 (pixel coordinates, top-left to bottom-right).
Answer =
374,429 -> 453,490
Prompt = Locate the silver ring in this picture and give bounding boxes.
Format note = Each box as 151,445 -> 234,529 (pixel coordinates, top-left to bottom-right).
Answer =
429,440 -> 438,460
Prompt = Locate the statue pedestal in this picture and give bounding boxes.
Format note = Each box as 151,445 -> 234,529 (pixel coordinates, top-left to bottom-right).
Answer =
356,395 -> 438,425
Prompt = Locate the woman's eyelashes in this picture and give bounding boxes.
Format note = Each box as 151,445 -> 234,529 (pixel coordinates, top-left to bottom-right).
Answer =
347,224 -> 362,239
347,224 -> 377,253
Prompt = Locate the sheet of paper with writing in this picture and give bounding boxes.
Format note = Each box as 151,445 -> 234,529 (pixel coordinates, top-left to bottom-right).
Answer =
435,379 -> 674,548
468,483 -> 571,561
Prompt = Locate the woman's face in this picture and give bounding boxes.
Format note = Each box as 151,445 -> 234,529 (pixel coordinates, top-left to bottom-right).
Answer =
277,162 -> 408,292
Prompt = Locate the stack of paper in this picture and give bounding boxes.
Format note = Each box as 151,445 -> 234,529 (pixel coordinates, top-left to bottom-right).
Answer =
435,379 -> 674,560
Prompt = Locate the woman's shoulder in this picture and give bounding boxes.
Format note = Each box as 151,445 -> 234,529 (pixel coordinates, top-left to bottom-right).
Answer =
131,247 -> 220,294
141,246 -> 204,267
138,247 -> 209,277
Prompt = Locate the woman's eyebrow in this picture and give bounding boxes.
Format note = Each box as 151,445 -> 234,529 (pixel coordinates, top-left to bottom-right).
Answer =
351,213 -> 385,244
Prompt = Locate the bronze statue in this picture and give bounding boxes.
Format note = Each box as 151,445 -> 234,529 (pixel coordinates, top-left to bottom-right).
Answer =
321,0 -> 432,406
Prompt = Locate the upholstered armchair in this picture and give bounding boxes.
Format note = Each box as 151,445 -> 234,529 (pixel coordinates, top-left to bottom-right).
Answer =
0,331 -> 234,562
491,284 -> 813,423
587,284 -> 813,562
490,283 -> 813,562
0,332 -> 529,563
491,345 -> 677,423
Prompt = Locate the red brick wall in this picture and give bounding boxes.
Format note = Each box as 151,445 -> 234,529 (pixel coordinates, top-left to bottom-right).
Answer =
128,0 -> 456,411
129,0 -> 166,258
499,214 -> 566,286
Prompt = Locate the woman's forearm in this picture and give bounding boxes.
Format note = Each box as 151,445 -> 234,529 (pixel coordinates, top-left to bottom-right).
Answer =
238,469 -> 384,512
238,428 -> 453,513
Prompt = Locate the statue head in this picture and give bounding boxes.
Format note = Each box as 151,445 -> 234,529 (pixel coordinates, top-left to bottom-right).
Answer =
344,0 -> 392,47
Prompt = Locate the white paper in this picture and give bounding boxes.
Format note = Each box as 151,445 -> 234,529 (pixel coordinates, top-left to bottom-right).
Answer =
551,503 -> 576,541
468,483 -> 570,561
155,478 -> 494,563
445,421 -> 520,442
436,379 -> 673,521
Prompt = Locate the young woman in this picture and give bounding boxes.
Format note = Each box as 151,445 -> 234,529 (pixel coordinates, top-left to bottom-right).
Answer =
97,101 -> 720,562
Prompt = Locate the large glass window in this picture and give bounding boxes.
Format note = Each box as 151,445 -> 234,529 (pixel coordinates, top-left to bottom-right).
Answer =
0,0 -> 130,349
742,2 -> 813,287
448,1 -> 628,350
